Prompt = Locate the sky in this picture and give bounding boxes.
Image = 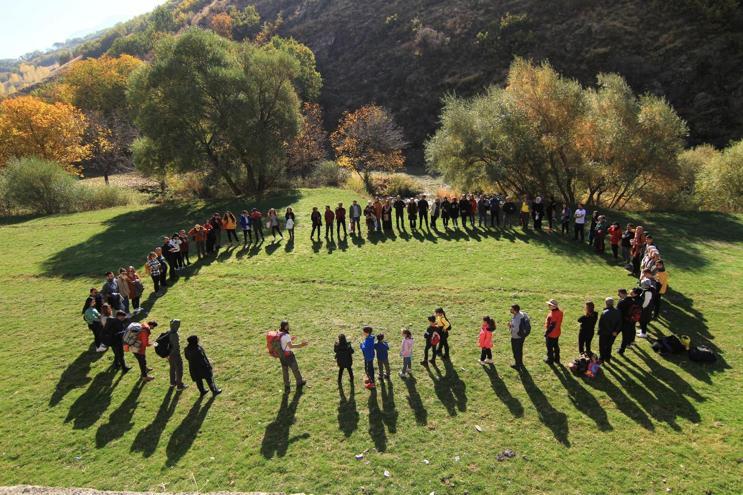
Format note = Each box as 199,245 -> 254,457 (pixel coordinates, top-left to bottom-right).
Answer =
0,0 -> 166,59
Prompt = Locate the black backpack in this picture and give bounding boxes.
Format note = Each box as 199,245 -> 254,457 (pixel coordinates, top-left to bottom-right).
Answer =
154,331 -> 171,358
688,345 -> 717,363
518,313 -> 531,338
652,335 -> 685,354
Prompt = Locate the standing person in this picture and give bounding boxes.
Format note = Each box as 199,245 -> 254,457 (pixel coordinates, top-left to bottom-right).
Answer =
360,326 -> 376,389
546,197 -> 557,231
594,215 -> 608,253
167,319 -> 186,390
587,211 -> 599,246
373,198 -> 383,232
459,196 -> 470,228
267,208 -> 284,241
532,196 -> 544,230
477,196 -> 489,228
382,200 -> 393,232
508,305 -> 527,371
349,200 -> 362,235
450,198 -> 460,229
543,299 -> 563,364
478,316 -> 495,365
574,203 -> 587,242
375,334 -> 391,380
83,302 -> 104,351
324,205 -> 335,239
106,310 -> 131,373
490,195 -> 501,227
210,213 -> 223,250
617,288 -> 640,355
400,328 -> 414,377
407,199 -> 418,230
239,211 -> 253,245
654,260 -> 669,319
608,222 -> 622,259
82,287 -> 103,314
116,268 -> 131,313
468,195 -> 477,227
431,198 -> 441,230
364,203 -> 375,234
131,321 -> 157,382
335,203 -> 347,238
434,307 -> 452,360
310,207 -> 322,241
577,301 -> 598,355
637,279 -> 656,339
421,315 -> 439,365
222,211 -> 238,245
277,320 -> 308,392
204,221 -> 216,254
334,334 -> 354,386
184,335 -> 222,396
101,271 -> 123,311
393,196 -> 406,229
519,196 -> 530,229
500,197 -> 514,227
178,230 -> 191,266
145,252 -> 162,295
161,237 -> 178,274
621,224 -> 635,266
285,208 -> 296,242
560,204 -> 571,235
251,208 -> 264,242
126,266 -> 143,313
631,226 -> 646,277
598,297 -> 621,364
170,233 -> 184,270
441,197 -> 451,229
418,195 -> 430,230
154,247 -> 169,288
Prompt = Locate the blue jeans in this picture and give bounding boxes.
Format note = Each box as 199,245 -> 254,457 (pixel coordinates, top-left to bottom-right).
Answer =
402,356 -> 412,374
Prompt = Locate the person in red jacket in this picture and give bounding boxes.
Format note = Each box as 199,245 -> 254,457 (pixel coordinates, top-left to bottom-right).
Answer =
251,208 -> 264,242
133,321 -> 158,382
324,205 -> 335,239
544,299 -> 564,364
607,222 -> 622,259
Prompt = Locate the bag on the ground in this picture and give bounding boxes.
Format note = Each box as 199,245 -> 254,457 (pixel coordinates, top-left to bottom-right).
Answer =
266,331 -> 284,358
569,355 -> 590,374
679,335 -> 691,350
652,334 -> 685,354
688,345 -> 717,363
154,331 -> 171,358
122,322 -> 142,348
518,313 -> 532,338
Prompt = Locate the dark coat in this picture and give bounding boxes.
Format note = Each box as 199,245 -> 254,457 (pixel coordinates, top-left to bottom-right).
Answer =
598,307 -> 622,336
334,342 -> 354,368
184,344 -> 213,380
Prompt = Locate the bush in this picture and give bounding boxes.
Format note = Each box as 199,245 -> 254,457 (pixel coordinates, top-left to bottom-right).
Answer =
305,160 -> 346,188
1,157 -> 135,215
379,174 -> 423,197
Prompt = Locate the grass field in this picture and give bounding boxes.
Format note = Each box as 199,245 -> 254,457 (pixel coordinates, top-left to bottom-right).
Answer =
0,187 -> 741,494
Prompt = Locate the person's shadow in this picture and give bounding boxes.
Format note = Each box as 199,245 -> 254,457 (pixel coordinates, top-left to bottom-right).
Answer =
95,381 -> 145,448
130,388 -> 182,457
165,395 -> 215,467
49,346 -> 103,407
65,368 -> 122,430
482,364 -> 524,418
260,389 -> 308,459
379,379 -> 398,434
426,360 -> 467,416
367,388 -> 387,452
551,365 -> 612,431
403,376 -> 428,426
337,385 -> 359,438
519,368 -> 570,446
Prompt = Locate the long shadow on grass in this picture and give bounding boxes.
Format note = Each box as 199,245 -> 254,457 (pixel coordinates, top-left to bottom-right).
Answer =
130,388 -> 182,457
260,389 -> 308,459
379,379 -> 398,434
583,366 -> 655,431
165,395 -> 215,467
519,368 -> 570,447
551,366 -> 612,432
49,345 -> 103,407
482,364 -> 524,418
337,385 -> 359,437
403,376 -> 428,426
367,388 -> 387,452
424,360 -> 467,416
65,368 -> 122,429
95,381 -> 145,448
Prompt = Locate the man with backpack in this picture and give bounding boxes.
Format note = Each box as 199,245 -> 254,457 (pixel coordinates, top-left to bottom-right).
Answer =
508,304 -> 529,371
617,288 -> 641,355
597,297 -> 621,364
276,320 -> 308,392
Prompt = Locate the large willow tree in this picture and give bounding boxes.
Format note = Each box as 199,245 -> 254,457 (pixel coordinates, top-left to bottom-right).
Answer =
426,58 -> 688,208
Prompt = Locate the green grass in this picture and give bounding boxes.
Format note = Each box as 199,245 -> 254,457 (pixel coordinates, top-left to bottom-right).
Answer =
0,187 -> 741,494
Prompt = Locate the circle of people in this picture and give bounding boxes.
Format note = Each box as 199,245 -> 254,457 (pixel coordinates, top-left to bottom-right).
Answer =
79,193 -> 669,394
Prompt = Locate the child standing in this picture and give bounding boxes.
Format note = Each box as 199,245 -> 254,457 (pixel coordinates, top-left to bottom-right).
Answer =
360,326 -> 376,389
577,301 -> 598,355
435,307 -> 452,360
400,329 -> 414,377
478,316 -> 495,365
334,334 -> 354,386
375,334 -> 391,380
421,315 -> 439,365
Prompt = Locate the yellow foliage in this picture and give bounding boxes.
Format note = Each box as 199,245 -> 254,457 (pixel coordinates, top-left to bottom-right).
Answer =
63,55 -> 143,113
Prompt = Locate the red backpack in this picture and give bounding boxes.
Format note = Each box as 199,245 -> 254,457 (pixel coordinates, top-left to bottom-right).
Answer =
266,331 -> 285,358
629,302 -> 642,323
430,331 -> 441,346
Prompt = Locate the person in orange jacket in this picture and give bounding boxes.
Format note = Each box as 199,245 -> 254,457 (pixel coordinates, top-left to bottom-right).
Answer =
478,316 -> 495,365
544,299 -> 564,364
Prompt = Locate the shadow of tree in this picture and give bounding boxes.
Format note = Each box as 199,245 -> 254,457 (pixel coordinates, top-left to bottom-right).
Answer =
130,388 -> 182,457
260,389 -> 307,459
49,346 -> 103,407
518,369 -> 570,447
165,395 -> 215,467
65,368 -> 122,430
95,381 -> 145,448
337,385 -> 359,438
403,376 -> 428,426
551,366 -> 612,431
482,364 -> 524,418
367,388 -> 387,452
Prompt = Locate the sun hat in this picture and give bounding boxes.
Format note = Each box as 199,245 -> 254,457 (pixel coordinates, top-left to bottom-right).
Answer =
546,299 -> 559,307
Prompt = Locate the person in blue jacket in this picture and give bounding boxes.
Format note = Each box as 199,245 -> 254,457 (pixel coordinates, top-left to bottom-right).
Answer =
360,326 -> 376,389
239,210 -> 252,244
374,334 -> 391,380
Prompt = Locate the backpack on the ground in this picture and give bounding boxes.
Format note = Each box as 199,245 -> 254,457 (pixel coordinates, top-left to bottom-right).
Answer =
266,331 -> 285,358
688,345 -> 717,363
652,334 -> 685,354
569,355 -> 590,374
518,313 -> 532,338
154,331 -> 171,358
122,323 -> 142,348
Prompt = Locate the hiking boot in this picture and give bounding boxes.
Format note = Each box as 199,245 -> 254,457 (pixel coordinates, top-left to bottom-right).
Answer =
96,345 -> 107,352
176,384 -> 188,391
637,332 -> 648,339
212,389 -> 222,396
142,375 -> 154,382
485,359 -> 494,364
478,360 -> 487,366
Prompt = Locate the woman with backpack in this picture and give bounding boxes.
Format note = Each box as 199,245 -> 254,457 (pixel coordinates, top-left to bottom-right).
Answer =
478,316 -> 495,365
184,335 -> 222,396
434,307 -> 452,360
334,334 -> 354,386
277,320 -> 308,392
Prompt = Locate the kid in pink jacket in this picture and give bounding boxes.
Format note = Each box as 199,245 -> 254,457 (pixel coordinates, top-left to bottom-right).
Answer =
479,316 -> 496,364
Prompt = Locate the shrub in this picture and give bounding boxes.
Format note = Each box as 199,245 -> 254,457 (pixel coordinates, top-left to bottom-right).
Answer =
76,183 -> 139,210
379,174 -> 423,197
306,160 -> 346,187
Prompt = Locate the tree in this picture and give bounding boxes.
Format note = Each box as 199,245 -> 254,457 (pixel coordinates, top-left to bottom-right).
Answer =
287,103 -> 327,177
229,5 -> 261,40
210,13 -> 233,39
129,28 -> 313,195
695,140 -> 743,212
331,105 -> 407,193
0,96 -> 90,171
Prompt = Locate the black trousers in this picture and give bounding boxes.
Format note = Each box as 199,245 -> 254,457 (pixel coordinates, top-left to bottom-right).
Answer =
364,360 -> 375,383
598,333 -> 616,363
578,329 -> 595,355
226,229 -> 238,243
654,292 -> 663,319
480,348 -> 492,361
196,373 -> 218,394
423,341 -> 435,362
311,224 -> 321,238
112,342 -> 127,369
619,322 -> 635,352
88,322 -> 102,347
243,229 -> 252,243
271,226 -> 283,239
437,332 -> 450,359
395,211 -> 404,228
337,365 -> 354,382
545,336 -> 560,363
325,222 -> 334,238
418,211 -> 429,229
431,214 -> 439,229
337,219 -> 347,237
511,338 -> 524,368
491,210 -> 500,227
611,244 -> 619,258
254,225 -> 264,241
639,308 -> 652,334
574,223 -> 585,241
350,217 -> 360,233
561,220 -> 570,234
134,353 -> 148,377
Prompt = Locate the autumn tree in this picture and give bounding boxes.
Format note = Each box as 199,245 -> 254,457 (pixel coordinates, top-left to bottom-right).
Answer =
331,105 -> 407,193
210,13 -> 233,39
0,95 -> 90,171
229,5 -> 261,40
287,103 -> 327,177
